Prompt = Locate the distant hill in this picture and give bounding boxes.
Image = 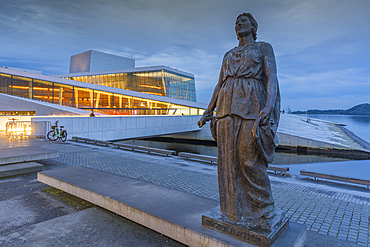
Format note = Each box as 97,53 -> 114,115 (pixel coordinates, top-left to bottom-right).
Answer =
292,103 -> 370,115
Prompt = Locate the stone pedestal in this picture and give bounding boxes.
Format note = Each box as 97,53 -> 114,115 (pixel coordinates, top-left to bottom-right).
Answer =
202,207 -> 290,247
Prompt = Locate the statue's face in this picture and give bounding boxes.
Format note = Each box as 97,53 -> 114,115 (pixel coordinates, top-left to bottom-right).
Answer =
235,16 -> 252,38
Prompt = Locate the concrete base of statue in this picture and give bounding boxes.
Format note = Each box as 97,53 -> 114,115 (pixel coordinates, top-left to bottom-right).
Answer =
202,206 -> 292,247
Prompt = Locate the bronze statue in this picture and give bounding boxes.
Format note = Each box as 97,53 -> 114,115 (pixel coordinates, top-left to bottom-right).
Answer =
198,13 -> 280,226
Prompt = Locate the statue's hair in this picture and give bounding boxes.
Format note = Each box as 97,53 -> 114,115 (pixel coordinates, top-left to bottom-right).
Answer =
236,13 -> 258,41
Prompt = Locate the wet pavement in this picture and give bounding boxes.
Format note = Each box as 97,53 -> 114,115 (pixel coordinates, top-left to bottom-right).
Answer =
1,132 -> 369,246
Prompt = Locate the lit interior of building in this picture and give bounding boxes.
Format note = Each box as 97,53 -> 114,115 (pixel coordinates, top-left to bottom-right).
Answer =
0,69 -> 205,116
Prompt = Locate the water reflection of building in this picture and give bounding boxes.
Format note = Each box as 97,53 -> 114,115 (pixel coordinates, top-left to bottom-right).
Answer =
0,50 -> 204,117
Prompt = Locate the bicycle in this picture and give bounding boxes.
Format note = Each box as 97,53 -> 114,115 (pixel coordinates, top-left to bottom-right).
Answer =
47,121 -> 67,142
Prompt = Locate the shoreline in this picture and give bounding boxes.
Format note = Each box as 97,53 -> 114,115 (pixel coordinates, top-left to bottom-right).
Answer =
337,125 -> 370,152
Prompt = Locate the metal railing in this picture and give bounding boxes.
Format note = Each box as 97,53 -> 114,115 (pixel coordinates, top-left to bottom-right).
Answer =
300,170 -> 370,189
6,120 -> 51,138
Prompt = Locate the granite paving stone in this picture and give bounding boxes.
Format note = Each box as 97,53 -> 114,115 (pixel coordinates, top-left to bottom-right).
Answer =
338,236 -> 347,241
2,135 -> 370,246
43,141 -> 370,245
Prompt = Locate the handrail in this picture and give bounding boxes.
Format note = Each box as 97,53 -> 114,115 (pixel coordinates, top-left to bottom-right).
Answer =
267,166 -> 290,175
72,137 -> 110,146
300,170 -> 370,189
72,137 -> 176,155
178,152 -> 289,175
6,120 -> 50,138
111,143 -> 175,156
71,137 -> 290,175
178,152 -> 217,163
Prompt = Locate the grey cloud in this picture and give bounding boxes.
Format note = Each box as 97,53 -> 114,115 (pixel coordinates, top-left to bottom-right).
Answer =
0,0 -> 369,109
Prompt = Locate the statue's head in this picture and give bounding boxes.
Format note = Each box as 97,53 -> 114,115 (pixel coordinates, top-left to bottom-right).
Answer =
235,13 -> 258,41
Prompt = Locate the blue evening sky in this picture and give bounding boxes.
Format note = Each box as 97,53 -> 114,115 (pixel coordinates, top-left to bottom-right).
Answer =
0,0 -> 369,111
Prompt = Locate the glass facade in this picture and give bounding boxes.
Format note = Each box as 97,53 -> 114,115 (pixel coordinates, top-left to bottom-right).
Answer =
0,73 -> 204,116
63,69 -> 197,102
0,111 -> 36,116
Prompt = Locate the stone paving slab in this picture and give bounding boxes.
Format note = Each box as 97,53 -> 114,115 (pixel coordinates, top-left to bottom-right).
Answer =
0,146 -> 59,165
0,207 -> 185,247
0,162 -> 43,178
0,134 -> 369,246
56,142 -> 370,246
38,166 -> 307,247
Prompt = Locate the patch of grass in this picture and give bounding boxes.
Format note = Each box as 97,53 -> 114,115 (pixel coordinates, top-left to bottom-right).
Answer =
43,187 -> 94,210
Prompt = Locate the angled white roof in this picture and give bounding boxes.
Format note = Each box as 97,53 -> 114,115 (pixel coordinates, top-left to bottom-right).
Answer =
54,65 -> 194,78
0,93 -> 91,115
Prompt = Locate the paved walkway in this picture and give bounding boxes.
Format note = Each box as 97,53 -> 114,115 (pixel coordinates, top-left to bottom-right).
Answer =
2,133 -> 370,246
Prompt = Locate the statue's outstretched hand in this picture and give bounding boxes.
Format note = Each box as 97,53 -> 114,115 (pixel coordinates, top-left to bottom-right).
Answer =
197,110 -> 213,128
259,106 -> 273,126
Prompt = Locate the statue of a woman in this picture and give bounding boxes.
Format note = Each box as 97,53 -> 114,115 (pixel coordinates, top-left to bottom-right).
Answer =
198,13 -> 280,224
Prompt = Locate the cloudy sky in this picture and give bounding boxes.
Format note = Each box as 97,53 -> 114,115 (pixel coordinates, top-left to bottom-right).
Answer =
0,0 -> 369,111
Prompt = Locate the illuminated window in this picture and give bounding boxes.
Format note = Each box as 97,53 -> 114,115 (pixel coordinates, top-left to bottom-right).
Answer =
0,111 -> 36,116
0,72 -> 203,116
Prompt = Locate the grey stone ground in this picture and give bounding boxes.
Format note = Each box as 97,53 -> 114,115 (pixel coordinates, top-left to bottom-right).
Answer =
0,199 -> 184,247
1,133 -> 369,246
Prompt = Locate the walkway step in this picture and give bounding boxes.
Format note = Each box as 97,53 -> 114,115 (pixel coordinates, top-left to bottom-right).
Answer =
0,146 -> 59,165
0,162 -> 44,178
38,166 -> 306,247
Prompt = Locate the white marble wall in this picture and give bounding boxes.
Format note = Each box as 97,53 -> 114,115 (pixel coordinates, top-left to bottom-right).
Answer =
30,115 -> 358,151
276,132 -> 347,149
164,122 -> 353,151
163,123 -> 214,141
31,115 -> 200,141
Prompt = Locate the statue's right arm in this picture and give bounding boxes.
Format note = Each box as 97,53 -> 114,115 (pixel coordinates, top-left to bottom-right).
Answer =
207,68 -> 223,112
197,67 -> 224,128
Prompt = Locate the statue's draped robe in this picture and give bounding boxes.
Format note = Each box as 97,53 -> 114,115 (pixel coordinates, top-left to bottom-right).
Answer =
215,42 -> 280,221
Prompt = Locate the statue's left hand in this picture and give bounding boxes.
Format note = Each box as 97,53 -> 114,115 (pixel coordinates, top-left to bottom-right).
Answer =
259,106 -> 272,126
197,110 -> 213,128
